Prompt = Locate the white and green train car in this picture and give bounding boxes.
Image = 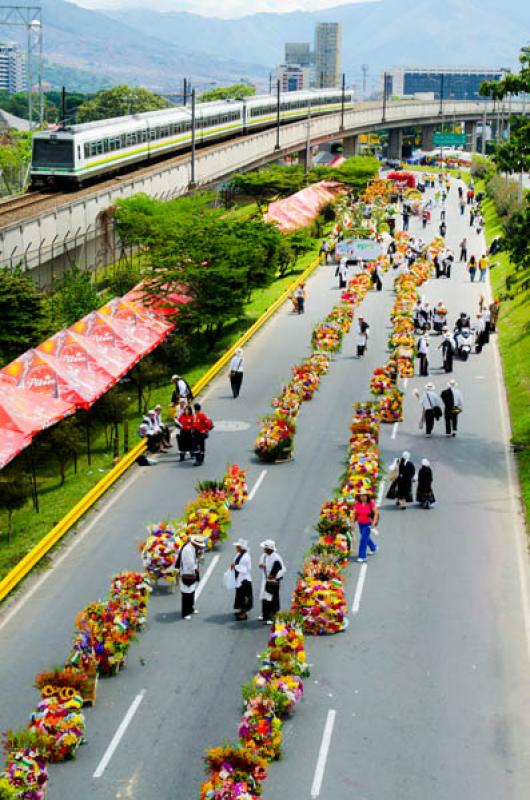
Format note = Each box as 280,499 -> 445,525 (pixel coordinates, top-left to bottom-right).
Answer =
30,89 -> 355,188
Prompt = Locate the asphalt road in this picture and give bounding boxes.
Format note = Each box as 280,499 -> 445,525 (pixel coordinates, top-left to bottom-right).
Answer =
1,176 -> 529,800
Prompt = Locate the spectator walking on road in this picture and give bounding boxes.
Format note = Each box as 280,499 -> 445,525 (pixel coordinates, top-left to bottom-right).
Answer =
393,452 -> 416,509
228,348 -> 244,398
258,540 -> 286,624
417,331 -> 430,376
356,316 -> 370,357
459,197 -> 466,216
232,538 -> 253,622
478,254 -> 488,283
468,255 -> 477,282
417,459 -> 436,509
415,382 -> 443,437
192,403 -> 213,466
469,207 -> 475,227
438,332 -> 454,373
353,491 -> 379,561
489,298 -> 501,332
337,258 -> 348,289
474,313 -> 486,353
459,238 -> 468,262
441,379 -> 464,437
294,282 -> 306,314
439,220 -> 447,238
179,536 -> 203,620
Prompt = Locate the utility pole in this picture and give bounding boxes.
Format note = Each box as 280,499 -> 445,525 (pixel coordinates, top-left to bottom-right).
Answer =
275,78 -> 281,150
61,85 -> 66,123
190,88 -> 196,188
382,71 -> 388,123
183,77 -> 188,106
269,72 -> 272,95
305,100 -> 312,174
340,72 -> 346,130
361,64 -> 368,100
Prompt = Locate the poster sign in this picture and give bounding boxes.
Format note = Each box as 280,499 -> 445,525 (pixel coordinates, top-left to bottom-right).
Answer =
335,239 -> 382,261
433,132 -> 466,147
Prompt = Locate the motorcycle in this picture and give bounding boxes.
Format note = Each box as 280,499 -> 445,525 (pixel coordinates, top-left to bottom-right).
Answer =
454,327 -> 473,361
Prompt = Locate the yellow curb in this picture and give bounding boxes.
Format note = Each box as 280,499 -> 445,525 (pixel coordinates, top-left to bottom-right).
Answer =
0,255 -> 322,603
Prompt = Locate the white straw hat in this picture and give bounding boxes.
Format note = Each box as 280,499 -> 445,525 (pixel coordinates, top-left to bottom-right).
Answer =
233,538 -> 249,550
260,539 -> 276,550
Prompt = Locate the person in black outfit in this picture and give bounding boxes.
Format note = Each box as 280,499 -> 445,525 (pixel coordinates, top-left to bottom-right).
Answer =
259,540 -> 286,624
439,333 -> 454,373
395,452 -> 415,509
440,380 -> 464,437
416,459 -> 435,509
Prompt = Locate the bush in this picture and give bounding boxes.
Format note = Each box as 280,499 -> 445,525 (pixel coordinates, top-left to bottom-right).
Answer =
471,155 -> 495,182
486,175 -> 524,220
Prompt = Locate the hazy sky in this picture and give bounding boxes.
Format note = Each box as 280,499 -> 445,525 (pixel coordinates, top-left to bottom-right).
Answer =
75,0 -> 371,17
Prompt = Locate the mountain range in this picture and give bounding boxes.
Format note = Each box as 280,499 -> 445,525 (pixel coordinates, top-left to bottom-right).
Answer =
5,0 -> 529,92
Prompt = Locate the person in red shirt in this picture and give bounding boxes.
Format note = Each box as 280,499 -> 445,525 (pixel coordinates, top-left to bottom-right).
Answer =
176,404 -> 194,462
192,402 -> 213,466
352,492 -> 380,563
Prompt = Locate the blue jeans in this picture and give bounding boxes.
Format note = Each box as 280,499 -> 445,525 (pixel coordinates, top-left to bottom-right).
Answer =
358,522 -> 376,560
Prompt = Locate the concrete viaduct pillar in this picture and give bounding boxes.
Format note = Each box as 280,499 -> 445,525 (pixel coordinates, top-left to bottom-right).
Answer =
465,120 -> 478,152
387,128 -> 403,161
343,134 -> 360,157
421,124 -> 436,151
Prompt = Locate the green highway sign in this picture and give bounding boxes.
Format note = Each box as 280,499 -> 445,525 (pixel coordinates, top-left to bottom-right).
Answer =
433,132 -> 467,147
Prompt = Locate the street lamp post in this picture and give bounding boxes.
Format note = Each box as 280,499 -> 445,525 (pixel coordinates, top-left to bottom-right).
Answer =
190,88 -> 196,188
382,71 -> 388,123
340,72 -> 346,130
275,79 -> 281,151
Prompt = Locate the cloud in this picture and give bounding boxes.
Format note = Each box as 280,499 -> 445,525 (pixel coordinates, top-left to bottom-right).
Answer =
75,0 -> 371,17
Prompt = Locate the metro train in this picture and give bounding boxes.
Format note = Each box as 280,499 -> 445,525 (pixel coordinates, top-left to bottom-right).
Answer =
30,89 -> 355,188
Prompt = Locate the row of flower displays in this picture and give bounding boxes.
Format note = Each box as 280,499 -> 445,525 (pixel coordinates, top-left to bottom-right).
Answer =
254,273 -> 372,463
0,465 -> 248,799
198,179 -> 448,798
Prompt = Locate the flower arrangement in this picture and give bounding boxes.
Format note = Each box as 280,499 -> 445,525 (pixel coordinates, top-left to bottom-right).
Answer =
139,522 -> 181,583
247,670 -> 304,717
238,695 -> 282,761
254,415 -> 295,463
341,473 -> 374,498
224,464 -> 248,509
311,321 -> 342,352
317,498 -> 352,539
0,778 -> 17,799
291,560 -> 348,635
267,612 -> 307,669
311,533 -> 350,567
271,384 -> 302,417
184,493 -> 231,547
35,667 -> 95,707
348,449 -> 379,479
306,352 -> 330,375
370,367 -> 393,395
201,745 -> 268,800
1,736 -> 48,800
291,363 -> 320,400
109,572 -> 151,630
28,694 -> 85,762
325,305 -> 354,334
75,600 -> 136,675
350,402 -> 380,438
379,389 -> 404,423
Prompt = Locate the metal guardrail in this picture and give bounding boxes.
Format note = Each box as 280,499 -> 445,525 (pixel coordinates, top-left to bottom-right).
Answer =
0,255 -> 321,603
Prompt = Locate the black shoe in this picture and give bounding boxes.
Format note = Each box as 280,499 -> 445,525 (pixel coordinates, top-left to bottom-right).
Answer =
179,453 -> 185,462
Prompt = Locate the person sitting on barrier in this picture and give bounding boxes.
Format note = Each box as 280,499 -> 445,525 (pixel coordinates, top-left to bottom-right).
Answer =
154,404 -> 172,448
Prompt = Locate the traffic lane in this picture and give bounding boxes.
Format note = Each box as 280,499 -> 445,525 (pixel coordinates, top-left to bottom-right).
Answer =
0,259 -> 337,731
49,282 -> 393,799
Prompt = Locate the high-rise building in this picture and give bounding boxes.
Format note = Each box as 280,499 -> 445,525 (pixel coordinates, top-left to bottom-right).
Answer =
314,23 -> 341,88
0,42 -> 26,95
285,42 -> 312,68
277,64 -> 309,92
386,66 -> 503,100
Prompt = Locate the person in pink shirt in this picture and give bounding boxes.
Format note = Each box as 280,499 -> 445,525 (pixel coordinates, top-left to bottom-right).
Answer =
352,492 -> 380,563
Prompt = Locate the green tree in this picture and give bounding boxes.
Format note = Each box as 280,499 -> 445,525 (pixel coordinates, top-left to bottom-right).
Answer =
231,165 -> 306,210
0,268 -> 50,367
50,263 -> 100,327
502,203 -> 530,275
91,386 -> 130,448
0,132 -> 32,195
76,85 -> 169,123
0,475 -> 31,540
39,418 -> 85,486
199,84 -> 256,102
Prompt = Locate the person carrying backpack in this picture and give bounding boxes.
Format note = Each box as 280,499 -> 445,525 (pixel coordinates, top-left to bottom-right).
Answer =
191,403 -> 214,466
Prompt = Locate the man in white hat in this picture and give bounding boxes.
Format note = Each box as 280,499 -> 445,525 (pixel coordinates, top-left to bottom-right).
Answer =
258,540 -> 286,624
228,348 -> 244,399
438,331 -> 454,373
231,539 -> 253,621
440,380 -> 464,437
179,536 -> 204,620
170,373 -> 193,406
414,382 -> 443,437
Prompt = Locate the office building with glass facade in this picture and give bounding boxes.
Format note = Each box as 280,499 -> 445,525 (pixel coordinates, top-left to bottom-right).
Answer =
387,67 -> 502,100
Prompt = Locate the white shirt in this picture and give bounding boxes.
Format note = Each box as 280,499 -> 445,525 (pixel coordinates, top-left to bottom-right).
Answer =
234,551 -> 252,587
417,336 -> 429,355
356,321 -> 369,345
452,388 -> 464,409
154,410 -> 164,428
339,260 -> 348,278
260,551 -> 286,580
420,390 -> 443,410
179,542 -> 198,593
229,354 -> 244,373
176,378 -> 190,397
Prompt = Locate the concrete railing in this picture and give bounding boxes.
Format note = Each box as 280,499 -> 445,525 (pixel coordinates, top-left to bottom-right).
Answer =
0,99 -> 504,272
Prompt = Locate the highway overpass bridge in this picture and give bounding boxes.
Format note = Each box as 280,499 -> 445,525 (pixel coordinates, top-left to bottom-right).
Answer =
0,99 -> 510,282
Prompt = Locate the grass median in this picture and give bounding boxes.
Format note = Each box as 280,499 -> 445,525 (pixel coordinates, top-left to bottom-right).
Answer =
0,245 -> 322,584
